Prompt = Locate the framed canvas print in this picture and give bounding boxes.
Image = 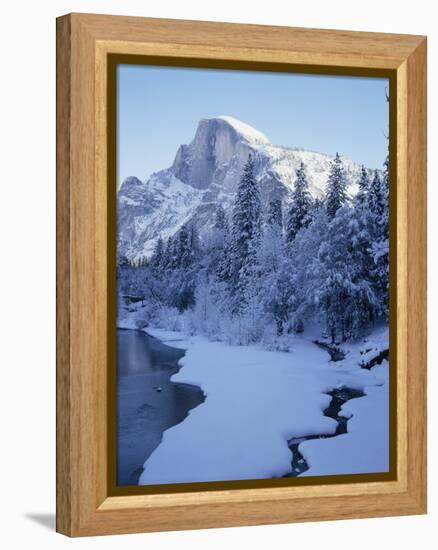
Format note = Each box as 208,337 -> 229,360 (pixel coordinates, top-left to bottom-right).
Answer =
56,13 -> 427,536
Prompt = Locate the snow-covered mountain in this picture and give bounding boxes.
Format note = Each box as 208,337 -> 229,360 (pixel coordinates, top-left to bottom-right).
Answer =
118,115 -> 367,261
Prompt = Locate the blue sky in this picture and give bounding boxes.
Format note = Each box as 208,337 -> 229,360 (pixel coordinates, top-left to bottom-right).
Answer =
117,65 -> 389,186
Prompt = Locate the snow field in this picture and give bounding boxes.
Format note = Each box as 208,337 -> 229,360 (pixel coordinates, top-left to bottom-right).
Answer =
138,326 -> 389,484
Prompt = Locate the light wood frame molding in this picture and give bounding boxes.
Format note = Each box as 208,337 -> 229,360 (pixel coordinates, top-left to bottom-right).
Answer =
56,13 -> 427,537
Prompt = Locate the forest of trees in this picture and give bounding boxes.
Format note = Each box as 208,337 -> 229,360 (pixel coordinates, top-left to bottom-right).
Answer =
118,152 -> 389,349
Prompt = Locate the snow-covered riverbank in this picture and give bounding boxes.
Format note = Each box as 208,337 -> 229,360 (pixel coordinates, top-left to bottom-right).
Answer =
131,325 -> 389,485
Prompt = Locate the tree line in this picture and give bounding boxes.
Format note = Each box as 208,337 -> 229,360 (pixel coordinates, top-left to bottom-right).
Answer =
118,151 -> 389,347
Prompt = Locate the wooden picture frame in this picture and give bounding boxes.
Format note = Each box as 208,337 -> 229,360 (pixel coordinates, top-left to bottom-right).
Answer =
56,13 -> 427,536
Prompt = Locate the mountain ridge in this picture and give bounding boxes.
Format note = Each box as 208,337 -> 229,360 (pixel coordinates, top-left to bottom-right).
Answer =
118,116 -> 370,262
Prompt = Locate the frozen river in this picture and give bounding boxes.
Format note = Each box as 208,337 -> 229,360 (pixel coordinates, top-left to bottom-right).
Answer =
116,329 -> 204,486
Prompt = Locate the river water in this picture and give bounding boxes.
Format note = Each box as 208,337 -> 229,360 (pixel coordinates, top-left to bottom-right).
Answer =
116,329 -> 205,486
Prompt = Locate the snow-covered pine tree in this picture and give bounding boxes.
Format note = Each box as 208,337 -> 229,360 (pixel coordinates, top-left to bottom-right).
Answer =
285,162 -> 312,242
189,223 -> 200,256
258,197 -> 284,272
359,165 -> 370,192
163,235 -> 177,272
368,89 -> 390,317
325,153 -> 348,219
160,226 -> 197,311
212,205 -> 231,282
367,170 -> 385,225
256,196 -> 287,334
230,154 -> 261,310
187,223 -> 201,270
266,198 -> 283,230
349,164 -> 376,298
214,204 -> 228,232
369,162 -> 389,318
316,205 -> 378,342
381,155 -> 389,240
307,196 -> 324,225
150,237 -> 164,273
354,165 -> 370,207
290,207 -> 329,332
177,224 -> 195,269
261,255 -> 297,336
350,178 -> 377,297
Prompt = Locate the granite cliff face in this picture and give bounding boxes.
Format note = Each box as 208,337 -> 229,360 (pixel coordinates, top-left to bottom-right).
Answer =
118,116 -> 365,262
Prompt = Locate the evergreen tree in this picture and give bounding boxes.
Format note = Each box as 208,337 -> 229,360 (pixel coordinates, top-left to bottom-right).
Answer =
214,204 -> 228,232
150,237 -> 164,273
230,155 -> 261,310
355,165 -> 370,207
351,182 -> 376,289
258,197 -> 286,333
212,206 -> 231,282
368,170 -> 385,225
381,155 -> 389,240
367,84 -> 390,318
369,163 -> 389,318
359,165 -> 370,192
259,197 -> 284,273
177,224 -> 195,269
316,206 -> 378,342
286,162 -> 312,241
325,153 -> 348,218
261,255 -> 297,335
189,223 -> 200,263
163,236 -> 176,272
266,198 -> 283,230
288,208 -> 329,332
